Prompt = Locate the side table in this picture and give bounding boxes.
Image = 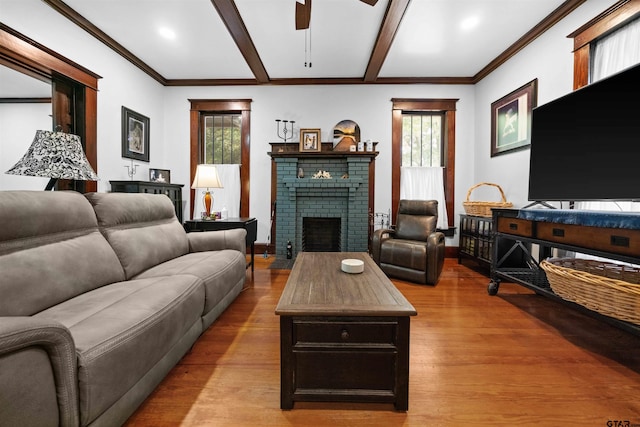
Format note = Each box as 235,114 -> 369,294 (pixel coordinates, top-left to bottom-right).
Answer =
184,218 -> 257,272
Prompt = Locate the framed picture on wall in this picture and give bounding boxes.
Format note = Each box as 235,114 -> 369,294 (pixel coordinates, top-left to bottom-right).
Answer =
490,79 -> 537,157
299,128 -> 321,152
122,106 -> 150,162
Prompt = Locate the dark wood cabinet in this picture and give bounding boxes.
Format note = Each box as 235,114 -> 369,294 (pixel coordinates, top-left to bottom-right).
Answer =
459,214 -> 494,269
459,213 -> 529,272
109,180 -> 184,222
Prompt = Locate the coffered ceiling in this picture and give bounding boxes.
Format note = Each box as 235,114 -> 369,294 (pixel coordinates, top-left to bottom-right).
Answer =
43,0 -> 583,85
2,0 -> 585,90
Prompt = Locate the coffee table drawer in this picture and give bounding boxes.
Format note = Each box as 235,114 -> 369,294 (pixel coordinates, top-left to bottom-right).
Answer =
294,318 -> 396,345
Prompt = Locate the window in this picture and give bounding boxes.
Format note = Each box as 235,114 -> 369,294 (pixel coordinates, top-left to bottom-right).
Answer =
189,99 -> 251,219
391,98 -> 457,231
201,113 -> 242,164
570,7 -> 640,214
569,1 -> 640,89
401,112 -> 444,167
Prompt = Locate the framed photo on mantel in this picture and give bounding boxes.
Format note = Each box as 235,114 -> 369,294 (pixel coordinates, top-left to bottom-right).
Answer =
299,128 -> 321,152
490,79 -> 537,157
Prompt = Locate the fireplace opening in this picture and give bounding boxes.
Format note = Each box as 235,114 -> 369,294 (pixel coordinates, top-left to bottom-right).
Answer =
302,217 -> 341,252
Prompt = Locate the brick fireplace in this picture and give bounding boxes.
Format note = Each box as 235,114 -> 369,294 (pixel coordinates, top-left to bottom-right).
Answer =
271,149 -> 375,259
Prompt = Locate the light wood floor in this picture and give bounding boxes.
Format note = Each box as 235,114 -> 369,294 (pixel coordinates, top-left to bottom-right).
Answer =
125,257 -> 640,426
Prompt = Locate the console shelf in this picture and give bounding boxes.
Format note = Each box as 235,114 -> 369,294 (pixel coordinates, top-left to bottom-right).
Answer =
490,208 -> 640,336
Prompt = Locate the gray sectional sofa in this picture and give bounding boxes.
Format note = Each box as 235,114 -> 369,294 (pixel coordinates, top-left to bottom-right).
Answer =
0,190 -> 248,427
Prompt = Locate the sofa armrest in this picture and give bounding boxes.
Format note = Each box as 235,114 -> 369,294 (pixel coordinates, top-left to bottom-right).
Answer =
371,228 -> 396,266
426,231 -> 446,285
0,317 -> 78,427
187,228 -> 247,254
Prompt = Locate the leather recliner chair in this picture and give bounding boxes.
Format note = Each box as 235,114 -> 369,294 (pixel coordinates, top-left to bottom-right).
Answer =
372,199 -> 445,285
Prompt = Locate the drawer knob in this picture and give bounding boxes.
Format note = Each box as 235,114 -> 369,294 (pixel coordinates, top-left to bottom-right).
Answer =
340,329 -> 349,341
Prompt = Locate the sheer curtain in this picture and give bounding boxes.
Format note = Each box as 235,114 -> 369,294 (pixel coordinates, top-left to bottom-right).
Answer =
193,164 -> 241,219
591,17 -> 640,82
400,166 -> 449,229
576,17 -> 640,213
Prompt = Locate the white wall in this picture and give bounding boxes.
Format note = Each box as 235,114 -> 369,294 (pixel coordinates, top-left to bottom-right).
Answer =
473,0 -> 619,208
0,103 -> 52,190
164,84 -> 476,244
0,0 -> 620,246
1,0 -> 166,193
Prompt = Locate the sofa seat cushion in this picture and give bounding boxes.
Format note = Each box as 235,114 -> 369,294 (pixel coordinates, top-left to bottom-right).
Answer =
134,250 -> 246,317
380,239 -> 428,271
35,275 -> 204,426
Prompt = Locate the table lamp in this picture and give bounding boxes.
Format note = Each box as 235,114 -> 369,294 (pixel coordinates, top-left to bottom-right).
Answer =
191,164 -> 223,219
5,130 -> 99,190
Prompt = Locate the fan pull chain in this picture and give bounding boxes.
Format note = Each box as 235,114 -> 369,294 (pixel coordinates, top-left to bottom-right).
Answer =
309,26 -> 312,67
304,28 -> 312,68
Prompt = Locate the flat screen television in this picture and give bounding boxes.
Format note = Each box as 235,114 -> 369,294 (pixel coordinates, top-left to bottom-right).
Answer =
528,62 -> 640,202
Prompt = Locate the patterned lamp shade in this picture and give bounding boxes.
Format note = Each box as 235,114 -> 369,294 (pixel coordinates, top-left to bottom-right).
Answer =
6,130 -> 99,181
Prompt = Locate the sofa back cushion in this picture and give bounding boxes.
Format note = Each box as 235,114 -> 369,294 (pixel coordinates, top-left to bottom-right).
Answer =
85,192 -> 189,279
0,191 -> 126,316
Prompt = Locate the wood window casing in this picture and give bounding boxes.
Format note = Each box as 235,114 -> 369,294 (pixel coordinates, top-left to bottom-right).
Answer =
0,24 -> 100,192
569,0 -> 640,89
391,98 -> 457,229
189,99 -> 251,219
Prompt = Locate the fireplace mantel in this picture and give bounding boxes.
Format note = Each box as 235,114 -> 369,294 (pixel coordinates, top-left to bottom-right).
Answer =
269,151 -> 378,159
282,176 -> 364,201
268,142 -> 379,160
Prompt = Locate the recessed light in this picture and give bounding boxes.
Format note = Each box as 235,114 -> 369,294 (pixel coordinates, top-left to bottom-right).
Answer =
460,16 -> 480,31
158,27 -> 176,40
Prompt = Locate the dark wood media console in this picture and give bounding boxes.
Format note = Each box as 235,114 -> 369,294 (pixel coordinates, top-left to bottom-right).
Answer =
489,208 -> 640,335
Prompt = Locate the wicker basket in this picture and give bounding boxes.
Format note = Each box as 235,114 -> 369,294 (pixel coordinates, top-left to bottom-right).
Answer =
462,182 -> 513,217
541,258 -> 640,325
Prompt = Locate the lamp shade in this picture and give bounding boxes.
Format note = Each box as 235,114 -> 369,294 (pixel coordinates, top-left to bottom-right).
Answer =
5,130 -> 99,181
191,164 -> 223,189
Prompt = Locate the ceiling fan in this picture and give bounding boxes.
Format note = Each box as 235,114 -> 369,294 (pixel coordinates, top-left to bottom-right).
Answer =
295,0 -> 379,30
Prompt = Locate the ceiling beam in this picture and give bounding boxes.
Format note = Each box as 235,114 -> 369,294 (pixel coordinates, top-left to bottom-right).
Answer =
364,0 -> 411,83
39,0 -> 581,87
211,0 -> 269,84
0,97 -> 52,104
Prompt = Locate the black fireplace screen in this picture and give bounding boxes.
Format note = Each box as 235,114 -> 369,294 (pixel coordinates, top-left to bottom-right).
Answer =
302,217 -> 341,252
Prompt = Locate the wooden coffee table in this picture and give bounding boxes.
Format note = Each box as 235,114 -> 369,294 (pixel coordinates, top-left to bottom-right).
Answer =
275,252 -> 417,411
